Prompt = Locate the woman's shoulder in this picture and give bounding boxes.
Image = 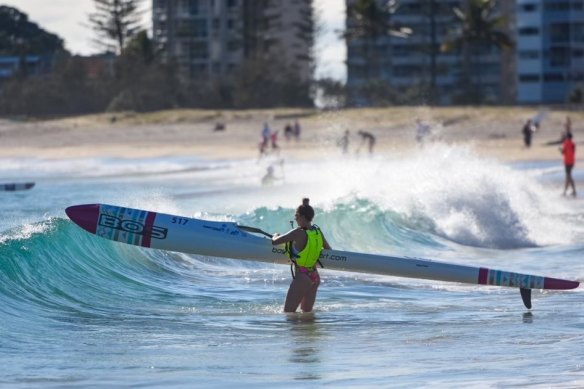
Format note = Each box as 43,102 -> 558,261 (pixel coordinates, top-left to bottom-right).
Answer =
288,227 -> 305,237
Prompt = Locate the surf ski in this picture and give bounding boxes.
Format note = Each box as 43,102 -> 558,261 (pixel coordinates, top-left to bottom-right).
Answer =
0,182 -> 35,191
65,203 -> 580,309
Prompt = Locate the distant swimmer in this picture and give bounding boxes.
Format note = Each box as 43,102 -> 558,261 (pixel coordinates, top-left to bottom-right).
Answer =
271,198 -> 332,313
261,160 -> 285,185
261,165 -> 277,186
357,130 -> 376,154
560,132 -> 577,197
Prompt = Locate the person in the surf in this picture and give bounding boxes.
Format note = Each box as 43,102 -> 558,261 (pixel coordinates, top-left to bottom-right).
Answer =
271,198 -> 331,313
261,165 -> 282,186
560,132 -> 577,197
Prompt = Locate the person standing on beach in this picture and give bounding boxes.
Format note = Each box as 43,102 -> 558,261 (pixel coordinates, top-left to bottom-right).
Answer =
338,130 -> 350,154
272,198 -> 331,313
560,132 -> 577,197
522,119 -> 535,148
293,120 -> 301,141
415,119 -> 432,145
284,123 -> 294,141
357,130 -> 376,154
270,130 -> 280,154
259,123 -> 271,157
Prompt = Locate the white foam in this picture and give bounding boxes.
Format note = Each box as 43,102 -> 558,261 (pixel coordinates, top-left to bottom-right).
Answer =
0,219 -> 53,245
220,143 -> 584,248
5,143 -> 582,248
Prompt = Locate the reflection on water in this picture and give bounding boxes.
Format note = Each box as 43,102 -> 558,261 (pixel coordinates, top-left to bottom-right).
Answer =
287,313 -> 324,381
522,312 -> 534,324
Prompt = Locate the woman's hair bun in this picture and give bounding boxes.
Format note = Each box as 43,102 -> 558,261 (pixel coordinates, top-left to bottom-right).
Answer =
297,198 -> 315,221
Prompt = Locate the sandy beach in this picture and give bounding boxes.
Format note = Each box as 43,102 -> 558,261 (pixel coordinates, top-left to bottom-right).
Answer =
0,106 -> 581,163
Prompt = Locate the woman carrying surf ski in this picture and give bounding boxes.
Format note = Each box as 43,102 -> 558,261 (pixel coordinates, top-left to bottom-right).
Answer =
272,198 -> 331,313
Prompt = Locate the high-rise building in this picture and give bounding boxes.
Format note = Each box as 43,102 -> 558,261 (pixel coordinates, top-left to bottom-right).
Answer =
346,0 -> 584,106
345,0 -> 514,106
516,0 -> 584,104
152,0 -> 313,81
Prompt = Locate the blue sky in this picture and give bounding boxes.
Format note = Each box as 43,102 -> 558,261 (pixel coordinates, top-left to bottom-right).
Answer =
3,0 -> 346,81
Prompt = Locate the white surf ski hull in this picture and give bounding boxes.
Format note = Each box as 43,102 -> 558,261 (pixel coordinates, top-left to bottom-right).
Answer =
65,204 -> 579,308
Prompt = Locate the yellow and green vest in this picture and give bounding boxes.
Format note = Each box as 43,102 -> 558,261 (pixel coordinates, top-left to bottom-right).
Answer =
290,226 -> 323,269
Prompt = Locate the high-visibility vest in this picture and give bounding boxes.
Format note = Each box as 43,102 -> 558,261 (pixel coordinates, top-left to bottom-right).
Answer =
291,226 -> 323,269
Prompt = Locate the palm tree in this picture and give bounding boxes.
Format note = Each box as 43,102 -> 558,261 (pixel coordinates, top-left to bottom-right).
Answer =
441,0 -> 514,104
346,0 -> 410,39
416,0 -> 457,105
344,0 -> 411,105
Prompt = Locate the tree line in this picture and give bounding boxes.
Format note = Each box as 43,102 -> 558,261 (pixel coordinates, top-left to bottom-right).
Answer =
0,1 -> 316,117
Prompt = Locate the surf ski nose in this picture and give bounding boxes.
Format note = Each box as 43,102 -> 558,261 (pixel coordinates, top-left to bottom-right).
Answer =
65,204 -> 100,234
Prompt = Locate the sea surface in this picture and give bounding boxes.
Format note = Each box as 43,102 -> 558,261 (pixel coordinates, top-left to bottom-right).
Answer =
1,143 -> 583,388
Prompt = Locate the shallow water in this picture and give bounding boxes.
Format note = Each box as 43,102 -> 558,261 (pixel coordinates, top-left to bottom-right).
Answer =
1,143 -> 583,387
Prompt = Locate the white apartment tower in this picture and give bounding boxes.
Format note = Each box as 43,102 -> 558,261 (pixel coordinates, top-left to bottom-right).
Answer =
152,0 -> 313,81
516,0 -> 584,104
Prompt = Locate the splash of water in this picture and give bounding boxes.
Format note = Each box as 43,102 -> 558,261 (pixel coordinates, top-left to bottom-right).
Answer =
235,143 -> 582,249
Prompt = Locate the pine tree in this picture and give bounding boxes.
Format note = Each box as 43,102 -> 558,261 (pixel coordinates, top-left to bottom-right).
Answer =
88,0 -> 145,54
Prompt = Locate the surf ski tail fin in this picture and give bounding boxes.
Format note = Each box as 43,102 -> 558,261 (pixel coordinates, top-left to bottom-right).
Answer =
520,288 -> 532,309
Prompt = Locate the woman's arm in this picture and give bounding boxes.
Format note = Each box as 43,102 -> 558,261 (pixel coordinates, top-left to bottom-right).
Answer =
322,234 -> 332,250
272,228 -> 299,245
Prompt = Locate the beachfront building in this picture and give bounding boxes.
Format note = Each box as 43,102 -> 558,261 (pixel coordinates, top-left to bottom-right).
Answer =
345,0 -> 515,106
151,0 -> 313,81
0,56 -> 50,79
516,0 -> 584,104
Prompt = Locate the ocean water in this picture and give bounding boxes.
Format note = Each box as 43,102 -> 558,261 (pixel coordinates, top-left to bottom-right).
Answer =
1,143 -> 583,388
